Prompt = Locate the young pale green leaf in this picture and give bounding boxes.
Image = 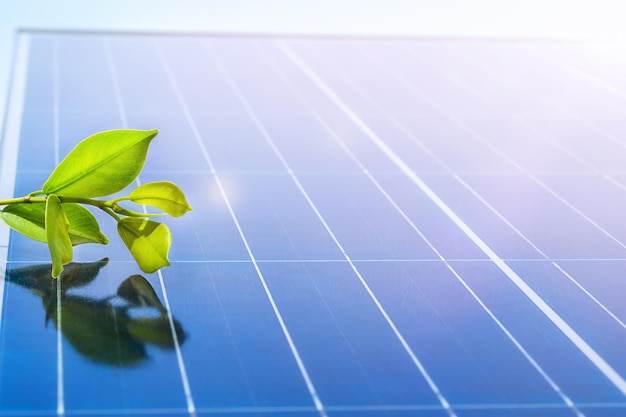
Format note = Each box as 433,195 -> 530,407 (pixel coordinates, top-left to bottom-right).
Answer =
46,195 -> 73,278
117,218 -> 171,274
0,202 -> 109,245
42,129 -> 158,198
128,181 -> 192,217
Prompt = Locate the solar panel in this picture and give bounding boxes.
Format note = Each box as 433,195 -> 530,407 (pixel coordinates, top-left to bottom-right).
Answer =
1,30 -> 626,416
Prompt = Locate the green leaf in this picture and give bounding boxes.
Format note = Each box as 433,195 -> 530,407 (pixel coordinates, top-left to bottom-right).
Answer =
117,218 -> 171,274
46,195 -> 73,278
52,295 -> 148,367
64,204 -> 110,245
128,181 -> 192,217
0,203 -> 47,242
42,129 -> 158,198
0,202 -> 109,245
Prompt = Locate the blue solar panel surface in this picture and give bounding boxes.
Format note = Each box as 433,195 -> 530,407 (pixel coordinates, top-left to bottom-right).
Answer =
1,31 -> 626,416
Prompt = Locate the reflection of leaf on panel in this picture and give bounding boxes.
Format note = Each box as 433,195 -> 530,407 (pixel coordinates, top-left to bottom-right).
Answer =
6,258 -> 109,295
6,260 -> 187,367
127,316 -> 187,349
48,295 -> 148,367
118,274 -> 166,313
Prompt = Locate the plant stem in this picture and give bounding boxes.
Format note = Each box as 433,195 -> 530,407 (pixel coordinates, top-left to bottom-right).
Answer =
0,196 -> 46,206
0,195 -> 112,210
57,196 -> 109,210
0,194 -> 154,222
54,196 -> 121,221
103,207 -> 121,222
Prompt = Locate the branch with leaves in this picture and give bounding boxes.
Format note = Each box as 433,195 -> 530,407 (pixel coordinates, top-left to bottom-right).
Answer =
0,129 -> 191,278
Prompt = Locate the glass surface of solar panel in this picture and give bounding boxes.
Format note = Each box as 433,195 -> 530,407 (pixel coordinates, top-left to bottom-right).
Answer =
1,31 -> 626,416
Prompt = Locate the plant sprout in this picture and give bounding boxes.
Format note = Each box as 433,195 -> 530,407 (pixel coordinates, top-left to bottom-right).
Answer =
0,129 -> 192,278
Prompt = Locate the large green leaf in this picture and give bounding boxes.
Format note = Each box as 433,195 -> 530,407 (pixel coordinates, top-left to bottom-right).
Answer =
128,181 -> 192,217
46,195 -> 73,278
42,129 -> 158,198
117,218 -> 171,274
0,202 -> 109,245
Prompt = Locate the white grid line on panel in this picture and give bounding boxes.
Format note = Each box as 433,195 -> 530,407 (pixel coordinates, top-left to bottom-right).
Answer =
52,37 -> 65,417
397,43 -> 626,333
52,38 -> 60,167
269,41 -> 584,417
102,37 -> 197,416
275,42 -> 626,336
210,41 -> 457,417
102,38 -> 128,128
153,40 -> 327,417
442,42 -> 626,161
0,32 -> 30,348
10,256 -> 626,264
403,42 -> 626,196
276,38 -> 626,400
7,401 -> 626,416
404,47 -> 620,181
519,44 -> 626,102
157,269 -> 196,414
356,40 -> 626,397
363,45 -> 626,256
56,279 -> 65,416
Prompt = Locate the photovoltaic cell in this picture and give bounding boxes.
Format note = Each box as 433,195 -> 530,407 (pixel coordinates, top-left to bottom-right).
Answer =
1,31 -> 626,416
